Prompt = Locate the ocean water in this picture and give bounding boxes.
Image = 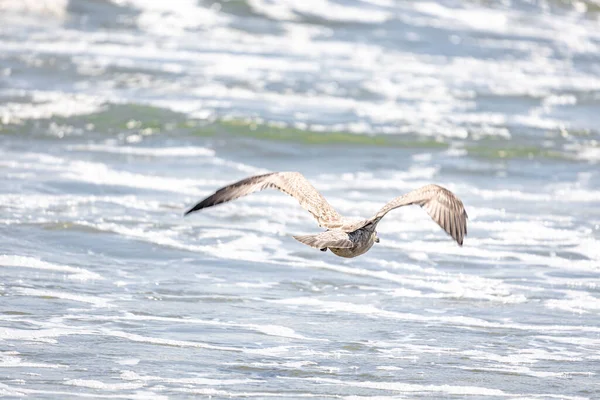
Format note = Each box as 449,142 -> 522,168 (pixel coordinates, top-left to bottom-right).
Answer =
1,0 -> 599,398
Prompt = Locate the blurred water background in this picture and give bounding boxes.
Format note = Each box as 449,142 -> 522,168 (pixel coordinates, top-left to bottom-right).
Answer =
1,0 -> 600,398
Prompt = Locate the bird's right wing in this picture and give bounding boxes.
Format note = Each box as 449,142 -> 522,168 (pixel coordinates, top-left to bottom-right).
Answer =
360,184 -> 468,246
184,172 -> 344,229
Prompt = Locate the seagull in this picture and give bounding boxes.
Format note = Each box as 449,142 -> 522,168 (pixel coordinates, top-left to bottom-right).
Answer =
184,172 -> 467,258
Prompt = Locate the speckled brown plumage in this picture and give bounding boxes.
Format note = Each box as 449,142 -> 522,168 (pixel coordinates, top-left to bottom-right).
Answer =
184,172 -> 468,258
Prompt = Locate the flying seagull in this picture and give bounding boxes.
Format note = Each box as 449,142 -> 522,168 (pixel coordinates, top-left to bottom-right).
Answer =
184,172 -> 467,258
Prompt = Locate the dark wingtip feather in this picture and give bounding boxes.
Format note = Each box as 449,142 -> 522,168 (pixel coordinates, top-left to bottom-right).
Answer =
183,202 -> 203,216
183,172 -> 278,217
184,196 -> 218,216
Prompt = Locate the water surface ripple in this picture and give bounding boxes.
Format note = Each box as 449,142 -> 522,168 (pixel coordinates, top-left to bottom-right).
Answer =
1,0 -> 599,399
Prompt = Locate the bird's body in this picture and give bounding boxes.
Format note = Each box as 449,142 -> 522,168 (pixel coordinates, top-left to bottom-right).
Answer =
184,172 -> 467,258
328,229 -> 378,258
292,223 -> 378,258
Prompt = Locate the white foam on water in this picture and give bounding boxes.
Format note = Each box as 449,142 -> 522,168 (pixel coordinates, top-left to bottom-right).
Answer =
534,335 -> 600,347
100,329 -> 294,357
575,146 -> 600,163
234,281 -> 278,289
1,150 -> 265,199
61,160 -> 206,196
545,291 -> 600,314
247,0 -> 392,23
0,327 -> 83,344
0,255 -> 102,281
210,156 -> 271,174
376,366 -> 403,371
0,91 -> 104,124
85,220 -> 281,263
552,188 -> 600,203
244,360 -> 317,369
0,351 -> 65,369
2,318 -> 295,360
172,387 -> 329,398
382,238 -> 599,273
103,330 -> 245,352
412,2 -> 509,32
191,228 -> 249,240
0,193 -> 164,214
0,0 -> 68,17
119,370 -> 263,386
539,274 -> 600,291
115,358 -> 139,366
453,365 -> 594,379
293,377 -> 589,399
0,382 -> 168,399
250,324 -> 310,340
282,256 -> 525,304
2,0 -> 599,140
318,168 -> 440,191
460,348 -> 582,364
0,152 -> 203,196
0,383 -> 24,398
0,50 -> 577,141
471,186 -> 600,204
272,297 -> 600,334
16,288 -> 112,308
2,36 -> 565,140
112,0 -> 227,35
64,380 -> 145,391
474,220 -> 576,241
64,313 -> 321,341
295,377 -> 507,396
67,144 -> 215,157
370,341 -> 457,356
3,151 -> 264,196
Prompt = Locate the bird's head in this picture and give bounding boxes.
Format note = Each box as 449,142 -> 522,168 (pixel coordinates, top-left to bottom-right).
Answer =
373,231 -> 380,244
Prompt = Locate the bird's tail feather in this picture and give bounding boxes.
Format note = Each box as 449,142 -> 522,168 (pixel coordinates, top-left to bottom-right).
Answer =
293,231 -> 354,250
293,234 -> 325,249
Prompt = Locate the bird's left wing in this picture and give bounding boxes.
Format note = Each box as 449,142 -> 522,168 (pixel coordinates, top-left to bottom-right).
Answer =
184,172 -> 344,229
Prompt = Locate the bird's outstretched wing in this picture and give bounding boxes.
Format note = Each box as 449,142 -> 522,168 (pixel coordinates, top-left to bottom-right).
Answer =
184,172 -> 344,229
362,184 -> 468,246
